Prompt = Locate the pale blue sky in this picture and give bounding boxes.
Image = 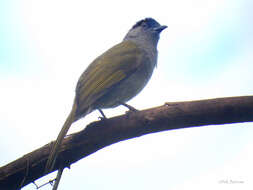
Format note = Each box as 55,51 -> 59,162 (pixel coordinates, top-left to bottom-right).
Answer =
1,0 -> 253,190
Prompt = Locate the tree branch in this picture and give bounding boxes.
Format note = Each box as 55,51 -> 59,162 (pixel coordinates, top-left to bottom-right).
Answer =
1,96 -> 253,189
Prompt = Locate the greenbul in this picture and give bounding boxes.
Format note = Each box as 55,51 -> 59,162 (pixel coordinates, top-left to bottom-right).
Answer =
45,18 -> 167,172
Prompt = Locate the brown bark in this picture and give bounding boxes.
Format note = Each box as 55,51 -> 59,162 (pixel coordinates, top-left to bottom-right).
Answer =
1,96 -> 253,190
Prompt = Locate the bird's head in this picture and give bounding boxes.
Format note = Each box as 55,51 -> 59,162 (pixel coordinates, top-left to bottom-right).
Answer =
124,18 -> 167,46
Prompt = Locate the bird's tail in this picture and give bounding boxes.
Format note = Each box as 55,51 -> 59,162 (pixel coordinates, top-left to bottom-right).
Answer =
45,103 -> 77,173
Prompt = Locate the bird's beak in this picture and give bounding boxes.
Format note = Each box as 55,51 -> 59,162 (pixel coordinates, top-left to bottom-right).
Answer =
154,25 -> 167,33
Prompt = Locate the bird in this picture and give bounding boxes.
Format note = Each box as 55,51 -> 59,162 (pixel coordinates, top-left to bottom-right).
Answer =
45,17 -> 167,172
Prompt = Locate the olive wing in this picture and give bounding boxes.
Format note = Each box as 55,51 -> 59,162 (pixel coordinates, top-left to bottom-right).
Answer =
75,41 -> 146,113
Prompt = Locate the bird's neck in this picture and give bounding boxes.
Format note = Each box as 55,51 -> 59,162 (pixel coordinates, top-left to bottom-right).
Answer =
124,34 -> 158,49
123,35 -> 158,63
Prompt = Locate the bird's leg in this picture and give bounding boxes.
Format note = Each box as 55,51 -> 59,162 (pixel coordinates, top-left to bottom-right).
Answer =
98,109 -> 107,119
120,102 -> 138,112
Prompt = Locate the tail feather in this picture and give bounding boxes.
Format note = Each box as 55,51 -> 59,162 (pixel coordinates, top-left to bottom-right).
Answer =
45,104 -> 77,173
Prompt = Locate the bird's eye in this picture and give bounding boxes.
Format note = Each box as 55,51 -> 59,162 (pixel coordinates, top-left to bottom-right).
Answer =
142,22 -> 147,28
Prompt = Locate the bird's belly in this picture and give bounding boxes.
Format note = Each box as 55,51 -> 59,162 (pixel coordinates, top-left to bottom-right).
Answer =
94,65 -> 154,109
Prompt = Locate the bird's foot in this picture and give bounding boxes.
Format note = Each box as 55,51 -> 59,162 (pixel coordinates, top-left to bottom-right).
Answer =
121,102 -> 139,115
98,109 -> 107,120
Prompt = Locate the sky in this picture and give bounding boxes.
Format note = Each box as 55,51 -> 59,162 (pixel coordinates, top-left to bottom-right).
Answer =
1,0 -> 253,189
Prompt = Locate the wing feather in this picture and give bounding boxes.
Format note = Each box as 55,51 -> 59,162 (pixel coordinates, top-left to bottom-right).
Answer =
75,40 -> 145,115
